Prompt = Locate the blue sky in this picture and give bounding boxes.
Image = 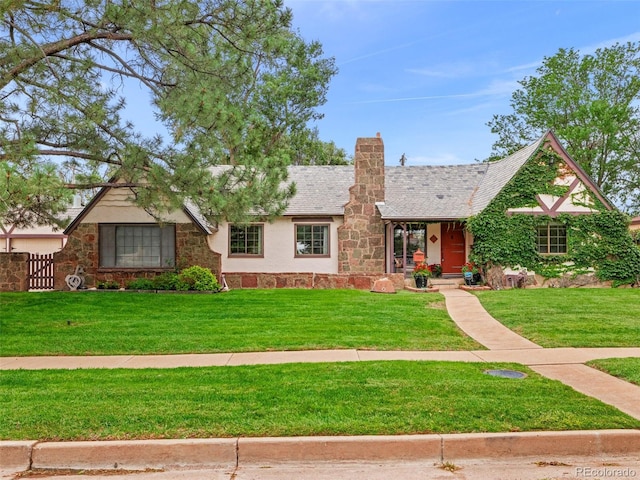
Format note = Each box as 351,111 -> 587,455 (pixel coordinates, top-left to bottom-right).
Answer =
283,0 -> 640,166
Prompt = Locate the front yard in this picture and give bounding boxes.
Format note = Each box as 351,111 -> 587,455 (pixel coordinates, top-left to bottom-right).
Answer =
474,288 -> 640,347
2,361 -> 639,441
2,287 -> 639,442
0,289 -> 482,356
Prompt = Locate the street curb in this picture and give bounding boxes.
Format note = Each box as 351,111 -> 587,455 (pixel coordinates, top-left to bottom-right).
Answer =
30,438 -> 237,471
238,435 -> 442,463
2,430 -> 639,472
440,430 -> 640,460
0,441 -> 36,469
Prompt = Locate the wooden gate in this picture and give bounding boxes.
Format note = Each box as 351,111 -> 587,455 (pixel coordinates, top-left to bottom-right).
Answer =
28,253 -> 55,290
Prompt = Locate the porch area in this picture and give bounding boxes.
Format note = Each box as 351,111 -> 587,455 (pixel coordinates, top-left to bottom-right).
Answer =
386,221 -> 472,279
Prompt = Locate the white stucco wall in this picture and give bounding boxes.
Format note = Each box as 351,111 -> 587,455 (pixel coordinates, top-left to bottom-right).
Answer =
210,217 -> 343,273
2,224 -> 67,254
82,187 -> 192,224
425,223 -> 441,265
6,238 -> 65,254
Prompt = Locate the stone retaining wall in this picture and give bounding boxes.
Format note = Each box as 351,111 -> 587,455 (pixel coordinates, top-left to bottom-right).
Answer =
223,272 -> 405,291
0,253 -> 28,291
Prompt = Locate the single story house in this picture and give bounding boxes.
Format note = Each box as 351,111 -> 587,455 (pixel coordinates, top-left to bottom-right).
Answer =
1,203 -> 83,255
56,130 -> 635,290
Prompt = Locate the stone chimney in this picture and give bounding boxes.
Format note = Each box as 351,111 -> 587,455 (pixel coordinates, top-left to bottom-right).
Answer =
337,134 -> 386,273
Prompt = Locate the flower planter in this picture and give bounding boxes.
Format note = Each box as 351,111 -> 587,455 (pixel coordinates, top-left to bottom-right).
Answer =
463,271 -> 475,285
414,276 -> 428,289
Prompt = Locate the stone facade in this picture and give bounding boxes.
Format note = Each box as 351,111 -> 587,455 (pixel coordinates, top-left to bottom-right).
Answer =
175,223 -> 221,274
54,223 -> 221,290
223,272 -> 404,291
0,253 -> 28,291
54,223 -> 98,289
338,135 -> 386,273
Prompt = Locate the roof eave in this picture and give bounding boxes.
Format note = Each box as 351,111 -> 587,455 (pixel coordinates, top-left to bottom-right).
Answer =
380,216 -> 468,222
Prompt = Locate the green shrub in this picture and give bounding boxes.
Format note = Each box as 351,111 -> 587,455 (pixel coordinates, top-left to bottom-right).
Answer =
126,267 -> 220,291
97,280 -> 120,290
178,266 -> 220,291
126,278 -> 155,290
151,272 -> 181,290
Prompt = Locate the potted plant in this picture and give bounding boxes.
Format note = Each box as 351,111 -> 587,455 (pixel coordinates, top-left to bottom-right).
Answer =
428,263 -> 442,278
412,262 -> 432,289
461,262 -> 481,285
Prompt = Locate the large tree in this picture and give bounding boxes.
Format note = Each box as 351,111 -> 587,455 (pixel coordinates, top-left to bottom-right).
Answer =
487,42 -> 640,214
288,127 -> 350,165
0,0 -> 337,227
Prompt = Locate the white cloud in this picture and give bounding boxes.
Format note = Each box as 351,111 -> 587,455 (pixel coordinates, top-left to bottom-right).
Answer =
504,60 -> 541,74
407,60 -> 501,79
475,79 -> 520,97
349,78 -> 518,105
580,31 -> 640,55
407,63 -> 476,79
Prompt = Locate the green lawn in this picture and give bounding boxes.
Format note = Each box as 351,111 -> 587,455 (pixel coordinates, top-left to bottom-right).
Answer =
473,289 -> 640,348
0,290 -> 482,356
588,358 -> 640,386
2,361 -> 638,441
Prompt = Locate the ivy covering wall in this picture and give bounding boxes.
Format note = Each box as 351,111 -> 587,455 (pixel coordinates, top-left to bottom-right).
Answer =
466,146 -> 640,286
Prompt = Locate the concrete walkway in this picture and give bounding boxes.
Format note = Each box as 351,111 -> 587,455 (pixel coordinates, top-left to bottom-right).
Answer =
441,288 -> 542,350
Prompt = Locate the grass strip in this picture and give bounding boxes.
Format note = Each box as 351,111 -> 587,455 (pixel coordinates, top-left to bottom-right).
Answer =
2,361 -> 638,441
473,289 -> 640,348
0,290 -> 481,356
587,358 -> 640,386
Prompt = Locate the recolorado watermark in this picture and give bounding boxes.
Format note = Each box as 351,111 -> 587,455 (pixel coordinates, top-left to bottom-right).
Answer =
576,466 -> 637,478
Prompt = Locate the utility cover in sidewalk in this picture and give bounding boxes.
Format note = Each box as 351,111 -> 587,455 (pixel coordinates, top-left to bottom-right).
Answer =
484,369 -> 527,379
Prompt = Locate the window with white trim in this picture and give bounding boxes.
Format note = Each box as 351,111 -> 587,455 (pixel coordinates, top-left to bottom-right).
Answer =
536,224 -> 567,254
229,224 -> 263,256
99,224 -> 175,268
295,224 -> 329,256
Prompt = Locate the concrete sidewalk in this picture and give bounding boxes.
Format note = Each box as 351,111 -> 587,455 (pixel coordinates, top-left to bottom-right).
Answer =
2,287 -> 639,476
3,347 -> 640,370
440,288 -> 640,420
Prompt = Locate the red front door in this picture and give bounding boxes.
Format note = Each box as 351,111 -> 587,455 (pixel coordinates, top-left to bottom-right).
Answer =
440,222 -> 466,274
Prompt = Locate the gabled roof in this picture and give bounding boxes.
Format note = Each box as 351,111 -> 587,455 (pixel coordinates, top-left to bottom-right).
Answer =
64,183 -> 213,235
471,136 -> 545,213
283,137 -> 546,220
65,131 -> 612,228
377,135 -> 546,220
291,131 -> 612,220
